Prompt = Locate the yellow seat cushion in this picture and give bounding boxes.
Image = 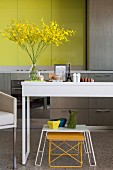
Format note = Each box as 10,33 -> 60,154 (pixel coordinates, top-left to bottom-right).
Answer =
47,132 -> 84,141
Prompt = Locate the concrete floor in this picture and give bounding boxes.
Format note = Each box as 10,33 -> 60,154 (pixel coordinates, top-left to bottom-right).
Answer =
0,121 -> 113,170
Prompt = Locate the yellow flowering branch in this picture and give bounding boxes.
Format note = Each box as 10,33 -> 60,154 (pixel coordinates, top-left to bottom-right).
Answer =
2,19 -> 75,64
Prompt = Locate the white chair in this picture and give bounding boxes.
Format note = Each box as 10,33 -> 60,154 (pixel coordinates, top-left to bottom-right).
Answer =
0,91 -> 17,169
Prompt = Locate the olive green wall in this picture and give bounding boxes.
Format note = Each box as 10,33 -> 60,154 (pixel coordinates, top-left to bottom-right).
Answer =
0,0 -> 86,66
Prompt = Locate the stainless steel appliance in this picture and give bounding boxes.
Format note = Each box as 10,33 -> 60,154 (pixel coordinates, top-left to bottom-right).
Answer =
11,80 -> 50,119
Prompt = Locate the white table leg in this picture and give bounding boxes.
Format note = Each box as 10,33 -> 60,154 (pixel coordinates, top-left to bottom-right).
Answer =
22,96 -> 26,165
22,96 -> 30,165
27,96 -> 30,154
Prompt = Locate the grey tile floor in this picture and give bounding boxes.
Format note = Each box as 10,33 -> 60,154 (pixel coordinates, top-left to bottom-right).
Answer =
0,126 -> 113,170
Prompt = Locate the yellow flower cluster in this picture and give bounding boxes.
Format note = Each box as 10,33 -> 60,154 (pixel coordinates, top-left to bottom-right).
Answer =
41,20 -> 74,46
2,19 -> 75,64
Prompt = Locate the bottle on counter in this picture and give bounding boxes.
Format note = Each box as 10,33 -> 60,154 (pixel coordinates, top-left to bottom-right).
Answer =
76,73 -> 81,82
73,73 -> 77,82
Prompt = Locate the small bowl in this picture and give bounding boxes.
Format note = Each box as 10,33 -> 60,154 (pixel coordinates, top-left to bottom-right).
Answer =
48,120 -> 60,129
59,118 -> 67,127
50,118 -> 67,127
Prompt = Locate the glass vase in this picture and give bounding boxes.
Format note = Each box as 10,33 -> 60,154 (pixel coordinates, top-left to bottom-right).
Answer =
29,63 -> 38,80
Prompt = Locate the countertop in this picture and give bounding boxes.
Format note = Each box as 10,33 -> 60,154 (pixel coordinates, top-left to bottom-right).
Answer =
0,66 -> 113,73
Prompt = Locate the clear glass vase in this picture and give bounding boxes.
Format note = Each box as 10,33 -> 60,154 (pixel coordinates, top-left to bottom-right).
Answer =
29,63 -> 38,80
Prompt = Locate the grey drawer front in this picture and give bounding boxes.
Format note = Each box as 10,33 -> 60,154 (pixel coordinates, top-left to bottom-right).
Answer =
18,108 -> 50,119
50,109 -> 88,125
89,109 -> 113,126
88,73 -> 113,82
81,73 -> 88,77
11,73 -> 29,80
50,97 -> 88,109
89,97 -> 113,109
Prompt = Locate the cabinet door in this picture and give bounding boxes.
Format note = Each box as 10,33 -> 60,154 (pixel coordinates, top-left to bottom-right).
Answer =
50,109 -> 89,125
88,73 -> 113,82
0,73 -> 11,95
87,0 -> 113,70
89,97 -> 113,109
89,109 -> 113,126
89,97 -> 113,126
0,74 -> 4,92
0,0 -> 18,66
4,73 -> 11,95
50,97 -> 88,109
11,73 -> 29,80
18,0 -> 51,66
52,0 -> 86,66
17,108 -> 50,119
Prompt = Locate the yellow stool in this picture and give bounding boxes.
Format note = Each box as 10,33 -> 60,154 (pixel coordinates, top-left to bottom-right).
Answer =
47,132 -> 84,168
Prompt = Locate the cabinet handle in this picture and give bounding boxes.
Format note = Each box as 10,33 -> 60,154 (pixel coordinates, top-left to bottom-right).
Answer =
95,74 -> 110,77
96,109 -> 111,112
12,88 -> 22,90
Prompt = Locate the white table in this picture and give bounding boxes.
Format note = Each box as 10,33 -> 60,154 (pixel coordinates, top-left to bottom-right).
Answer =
35,124 -> 96,167
21,81 -> 113,165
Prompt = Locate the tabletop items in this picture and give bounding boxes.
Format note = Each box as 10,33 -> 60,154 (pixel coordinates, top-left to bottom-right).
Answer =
80,77 -> 94,82
49,72 -> 94,82
48,120 -> 60,129
66,63 -> 72,82
67,110 -> 77,129
73,73 -> 95,82
47,118 -> 67,129
73,73 -> 81,82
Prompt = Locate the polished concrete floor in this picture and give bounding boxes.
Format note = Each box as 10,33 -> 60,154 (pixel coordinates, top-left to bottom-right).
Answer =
0,121 -> 113,170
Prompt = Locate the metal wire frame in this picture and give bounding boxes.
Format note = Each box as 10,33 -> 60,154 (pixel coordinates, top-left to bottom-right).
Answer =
48,140 -> 83,168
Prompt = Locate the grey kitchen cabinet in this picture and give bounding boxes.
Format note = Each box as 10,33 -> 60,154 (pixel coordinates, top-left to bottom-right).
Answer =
89,97 -> 113,126
87,0 -> 113,70
80,73 -> 88,79
11,73 -> 29,80
50,97 -> 88,109
11,72 -> 49,81
88,73 -> 113,126
89,109 -> 113,126
4,73 -> 11,95
87,73 -> 113,82
17,108 -> 50,119
0,73 -> 11,95
50,97 -> 89,125
89,98 -> 113,109
0,74 -> 5,92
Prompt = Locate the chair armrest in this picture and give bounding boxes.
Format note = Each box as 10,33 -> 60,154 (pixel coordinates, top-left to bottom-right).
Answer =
0,91 -> 17,127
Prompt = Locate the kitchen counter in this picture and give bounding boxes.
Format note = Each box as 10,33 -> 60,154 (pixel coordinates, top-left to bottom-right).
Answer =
0,66 -> 113,73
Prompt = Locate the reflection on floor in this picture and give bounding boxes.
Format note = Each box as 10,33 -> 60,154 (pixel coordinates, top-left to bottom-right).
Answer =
0,120 -> 113,170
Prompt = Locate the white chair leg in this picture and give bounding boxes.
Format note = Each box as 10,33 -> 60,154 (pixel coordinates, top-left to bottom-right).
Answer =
13,127 -> 16,169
